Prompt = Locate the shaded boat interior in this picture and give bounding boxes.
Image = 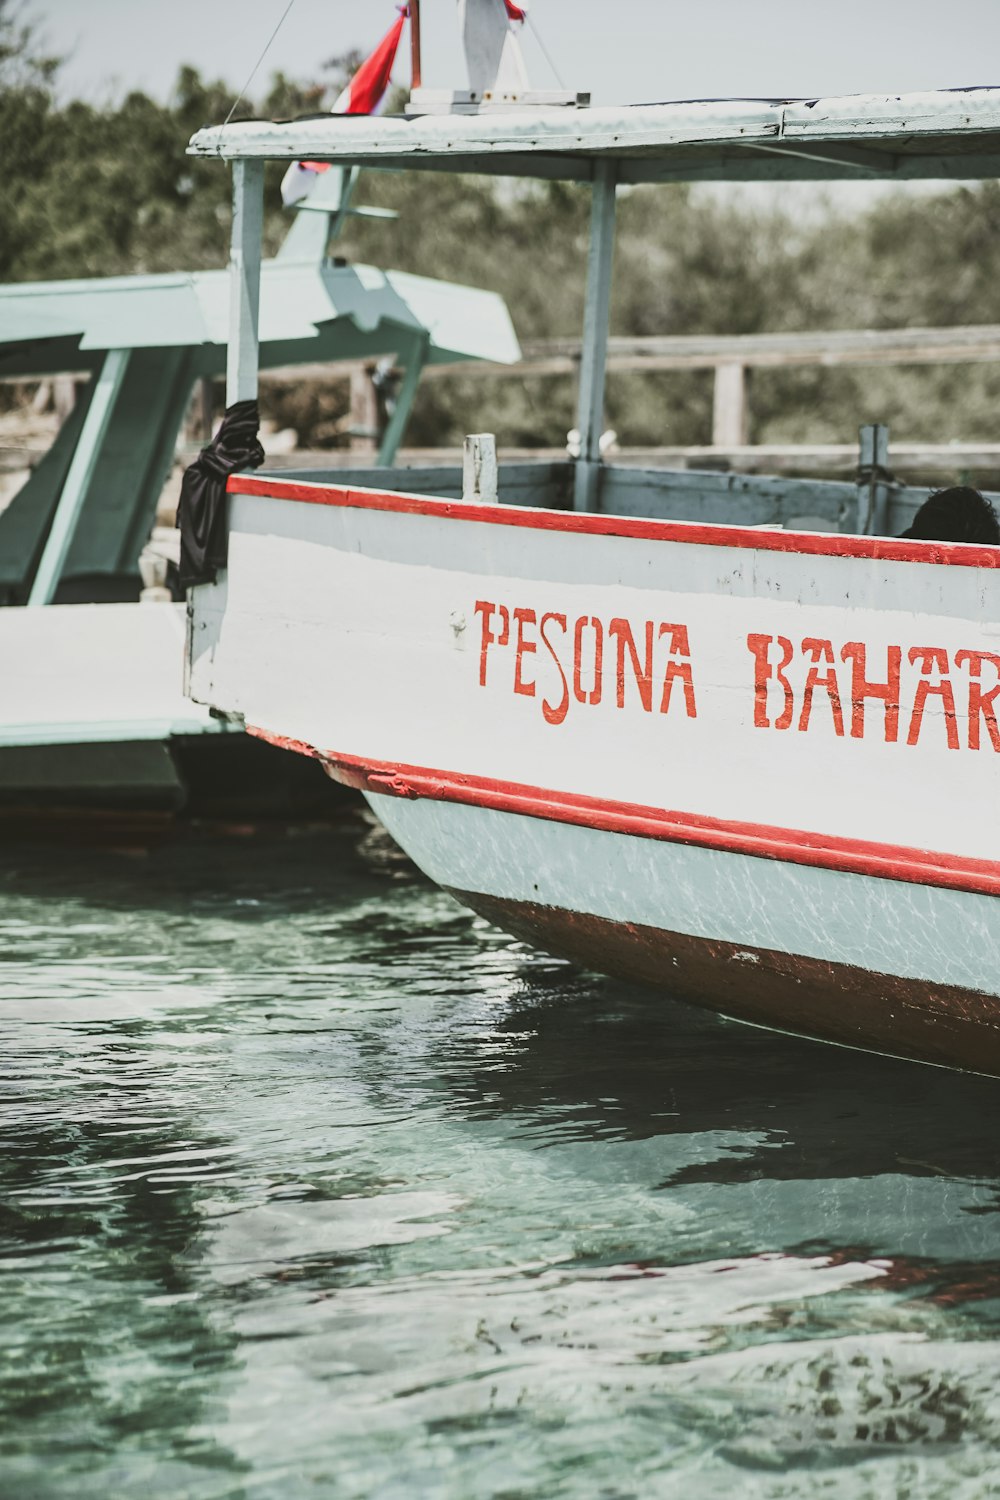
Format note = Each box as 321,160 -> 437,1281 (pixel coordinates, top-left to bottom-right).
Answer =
261,453 -> 993,536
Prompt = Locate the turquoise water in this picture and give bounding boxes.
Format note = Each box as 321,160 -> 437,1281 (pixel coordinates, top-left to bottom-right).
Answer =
2,813 -> 1000,1499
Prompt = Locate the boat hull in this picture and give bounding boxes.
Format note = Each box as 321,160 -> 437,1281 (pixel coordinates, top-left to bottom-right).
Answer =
362,787 -> 1000,1075
187,475 -> 1000,1071
0,602 -> 338,820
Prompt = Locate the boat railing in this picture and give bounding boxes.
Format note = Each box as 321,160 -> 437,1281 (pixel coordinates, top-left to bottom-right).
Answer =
11,314 -> 1000,477
423,325 -> 1000,450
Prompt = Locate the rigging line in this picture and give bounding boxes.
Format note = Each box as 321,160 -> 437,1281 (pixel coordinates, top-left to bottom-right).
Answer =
526,11 -> 567,91
492,0 -> 566,90
224,0 -> 298,126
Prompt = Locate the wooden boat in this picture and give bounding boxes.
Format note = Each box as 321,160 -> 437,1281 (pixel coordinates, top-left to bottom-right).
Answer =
183,16 -> 1000,1070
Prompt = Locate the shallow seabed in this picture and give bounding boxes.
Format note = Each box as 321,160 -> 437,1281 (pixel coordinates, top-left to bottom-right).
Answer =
2,814 -> 1000,1500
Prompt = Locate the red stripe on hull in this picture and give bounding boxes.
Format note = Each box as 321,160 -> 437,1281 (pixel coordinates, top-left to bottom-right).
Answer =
228,474 -> 1000,570
452,888 -> 1000,1076
247,727 -> 1000,898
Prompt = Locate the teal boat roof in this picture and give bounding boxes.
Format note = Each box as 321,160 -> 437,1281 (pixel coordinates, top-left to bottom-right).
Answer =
188,87 -> 1000,183
0,259 -> 519,375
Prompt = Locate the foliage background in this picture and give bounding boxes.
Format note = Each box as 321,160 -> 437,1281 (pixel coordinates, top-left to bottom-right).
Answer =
4,0 -> 1000,456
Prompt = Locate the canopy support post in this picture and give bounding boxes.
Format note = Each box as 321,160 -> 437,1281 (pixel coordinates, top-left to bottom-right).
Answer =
856,422 -> 891,534
27,348 -> 130,607
226,159 -> 264,408
378,333 -> 429,465
573,158 -> 617,512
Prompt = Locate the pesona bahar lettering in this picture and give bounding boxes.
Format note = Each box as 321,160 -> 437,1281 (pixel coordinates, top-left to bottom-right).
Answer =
473,599 -> 1000,752
748,634 -> 1000,751
474,600 -> 696,726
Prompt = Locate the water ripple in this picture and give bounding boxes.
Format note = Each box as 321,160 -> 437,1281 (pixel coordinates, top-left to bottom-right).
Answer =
2,821 -> 1000,1497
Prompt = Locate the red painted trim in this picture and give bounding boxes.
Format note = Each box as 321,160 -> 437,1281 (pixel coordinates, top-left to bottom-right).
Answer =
228,473 -> 1000,570
248,726 -> 1000,899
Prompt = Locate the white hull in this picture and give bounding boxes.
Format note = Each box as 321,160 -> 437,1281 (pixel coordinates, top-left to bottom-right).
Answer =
0,602 -> 233,808
366,791 -> 998,1072
187,474 -> 1000,1070
370,793 -> 997,998
1,602 -> 220,747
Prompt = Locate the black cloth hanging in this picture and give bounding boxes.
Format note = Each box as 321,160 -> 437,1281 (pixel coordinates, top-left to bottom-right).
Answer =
176,399 -> 265,589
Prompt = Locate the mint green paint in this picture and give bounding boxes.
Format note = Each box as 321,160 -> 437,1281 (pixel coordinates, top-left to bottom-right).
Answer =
27,349 -> 130,607
63,347 -> 194,579
0,390 -> 95,602
378,332 -> 431,465
0,177 -> 519,606
0,349 -> 194,601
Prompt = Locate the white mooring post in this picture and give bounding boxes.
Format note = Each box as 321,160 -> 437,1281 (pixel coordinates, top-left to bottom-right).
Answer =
226,159 -> 265,407
573,159 -> 618,513
463,433 -> 498,503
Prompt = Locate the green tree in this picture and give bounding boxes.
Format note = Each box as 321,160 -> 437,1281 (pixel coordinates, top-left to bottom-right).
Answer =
0,0 -> 59,276
5,0 -> 1000,455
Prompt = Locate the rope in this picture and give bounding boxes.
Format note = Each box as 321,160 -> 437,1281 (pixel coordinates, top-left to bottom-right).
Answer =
526,11 -> 566,90
492,0 -> 568,92
220,0 -> 569,129
224,0 -> 298,126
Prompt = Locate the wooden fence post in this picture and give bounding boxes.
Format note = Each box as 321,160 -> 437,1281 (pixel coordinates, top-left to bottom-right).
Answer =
348,363 -> 379,454
712,362 -> 748,446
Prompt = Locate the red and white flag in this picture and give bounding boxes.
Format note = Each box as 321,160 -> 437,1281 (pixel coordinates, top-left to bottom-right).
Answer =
282,8 -> 408,207
503,0 -> 527,19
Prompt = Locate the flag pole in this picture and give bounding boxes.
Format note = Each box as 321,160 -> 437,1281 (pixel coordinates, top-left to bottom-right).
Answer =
409,0 -> 422,89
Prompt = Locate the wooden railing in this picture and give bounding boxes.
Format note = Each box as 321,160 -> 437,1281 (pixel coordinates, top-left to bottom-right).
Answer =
258,323 -> 1000,450
9,323 -> 1000,473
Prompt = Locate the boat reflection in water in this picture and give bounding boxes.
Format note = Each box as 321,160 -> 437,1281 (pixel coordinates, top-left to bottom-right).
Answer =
3,824 -> 1000,1492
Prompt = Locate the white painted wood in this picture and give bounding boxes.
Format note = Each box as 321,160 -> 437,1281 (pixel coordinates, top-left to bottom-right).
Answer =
408,88 -> 585,115
226,159 -> 265,407
27,348 -> 130,607
189,484 -> 1000,867
186,88 -> 1000,188
1,603 -> 226,745
462,433 -> 498,503
573,159 -> 617,512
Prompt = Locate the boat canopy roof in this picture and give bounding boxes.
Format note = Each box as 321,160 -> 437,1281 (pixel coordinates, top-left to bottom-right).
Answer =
0,259 -> 518,378
189,87 -> 1000,184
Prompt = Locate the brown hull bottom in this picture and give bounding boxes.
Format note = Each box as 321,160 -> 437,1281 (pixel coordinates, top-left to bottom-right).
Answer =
449,888 -> 1000,1077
